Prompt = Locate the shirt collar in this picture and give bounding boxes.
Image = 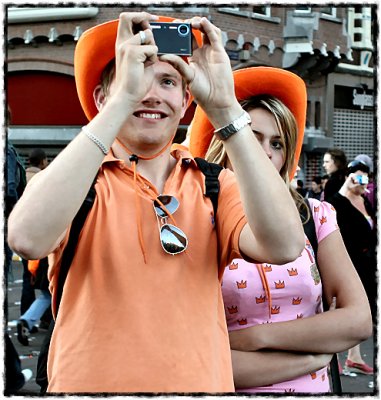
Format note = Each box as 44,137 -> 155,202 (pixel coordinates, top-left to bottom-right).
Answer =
101,144 -> 198,168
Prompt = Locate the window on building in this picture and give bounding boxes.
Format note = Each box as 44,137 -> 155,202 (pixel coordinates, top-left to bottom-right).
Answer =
354,33 -> 362,42
315,101 -> 321,128
253,6 -> 270,17
306,101 -> 312,128
220,6 -> 240,11
321,7 -> 336,17
295,6 -> 312,13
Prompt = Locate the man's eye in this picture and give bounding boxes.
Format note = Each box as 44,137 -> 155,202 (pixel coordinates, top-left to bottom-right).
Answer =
163,79 -> 175,86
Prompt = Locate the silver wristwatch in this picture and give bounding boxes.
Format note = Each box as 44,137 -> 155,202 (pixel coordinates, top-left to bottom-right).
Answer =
214,111 -> 252,141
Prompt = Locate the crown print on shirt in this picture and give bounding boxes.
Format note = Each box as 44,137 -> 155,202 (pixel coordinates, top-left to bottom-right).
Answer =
236,280 -> 247,289
256,295 -> 266,304
314,205 -> 319,213
263,264 -> 272,272
229,262 -> 238,270
319,216 -> 327,225
297,313 -> 303,319
227,306 -> 238,314
274,280 -> 285,289
292,297 -> 303,305
271,306 -> 280,314
238,318 -> 247,325
310,372 -> 317,380
288,268 -> 298,276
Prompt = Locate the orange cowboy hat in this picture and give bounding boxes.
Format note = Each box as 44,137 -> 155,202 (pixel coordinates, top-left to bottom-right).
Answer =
189,67 -> 307,178
74,16 -> 203,121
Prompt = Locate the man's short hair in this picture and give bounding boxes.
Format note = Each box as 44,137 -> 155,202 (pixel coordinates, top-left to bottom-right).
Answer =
29,148 -> 47,167
100,59 -> 187,98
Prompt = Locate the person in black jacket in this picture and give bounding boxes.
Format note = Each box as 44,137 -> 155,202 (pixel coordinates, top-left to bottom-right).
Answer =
322,148 -> 347,203
329,159 -> 376,376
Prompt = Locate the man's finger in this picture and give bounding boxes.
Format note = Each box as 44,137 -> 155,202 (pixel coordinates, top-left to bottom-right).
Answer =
198,17 -> 221,46
116,12 -> 158,47
158,54 -> 194,84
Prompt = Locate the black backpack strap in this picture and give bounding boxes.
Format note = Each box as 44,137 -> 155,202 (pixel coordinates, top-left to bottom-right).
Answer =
301,199 -> 318,258
194,157 -> 223,217
36,179 -> 97,393
301,199 -> 342,394
55,180 -> 97,314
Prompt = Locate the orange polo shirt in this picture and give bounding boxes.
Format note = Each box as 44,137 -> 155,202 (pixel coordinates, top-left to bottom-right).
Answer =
47,148 -> 246,393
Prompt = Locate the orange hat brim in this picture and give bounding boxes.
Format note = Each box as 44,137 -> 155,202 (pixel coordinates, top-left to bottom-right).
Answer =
189,67 -> 307,178
74,16 -> 203,121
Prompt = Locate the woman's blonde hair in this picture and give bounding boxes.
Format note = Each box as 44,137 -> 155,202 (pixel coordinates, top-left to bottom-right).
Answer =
205,95 -> 308,219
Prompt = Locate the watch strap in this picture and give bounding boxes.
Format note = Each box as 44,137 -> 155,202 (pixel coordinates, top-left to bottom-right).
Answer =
214,111 -> 251,141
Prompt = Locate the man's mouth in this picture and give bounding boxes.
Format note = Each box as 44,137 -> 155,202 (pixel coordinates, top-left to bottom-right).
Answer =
134,112 -> 166,120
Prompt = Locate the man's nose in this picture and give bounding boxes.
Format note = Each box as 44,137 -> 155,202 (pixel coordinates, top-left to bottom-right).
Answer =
141,83 -> 161,105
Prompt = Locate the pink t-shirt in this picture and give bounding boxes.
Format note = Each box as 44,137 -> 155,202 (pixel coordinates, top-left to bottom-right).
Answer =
222,199 -> 338,393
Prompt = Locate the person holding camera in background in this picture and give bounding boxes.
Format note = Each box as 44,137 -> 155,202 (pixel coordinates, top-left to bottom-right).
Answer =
329,160 -> 376,377
7,12 -> 304,393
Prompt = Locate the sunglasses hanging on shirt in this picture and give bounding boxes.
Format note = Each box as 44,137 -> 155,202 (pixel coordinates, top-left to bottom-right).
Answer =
153,195 -> 188,255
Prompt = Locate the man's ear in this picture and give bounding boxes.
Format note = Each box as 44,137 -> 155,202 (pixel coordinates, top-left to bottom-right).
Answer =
180,89 -> 191,119
93,84 -> 106,111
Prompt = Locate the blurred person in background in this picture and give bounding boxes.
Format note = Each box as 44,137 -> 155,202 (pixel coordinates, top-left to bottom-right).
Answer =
322,148 -> 347,202
321,174 -> 329,192
296,179 -> 307,197
329,159 -> 376,376
20,149 -> 49,315
354,154 -> 375,210
17,149 -> 52,345
26,148 -> 48,182
306,176 -> 323,200
5,107 -> 33,393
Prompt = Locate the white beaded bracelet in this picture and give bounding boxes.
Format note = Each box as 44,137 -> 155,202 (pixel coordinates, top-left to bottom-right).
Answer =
82,126 -> 109,155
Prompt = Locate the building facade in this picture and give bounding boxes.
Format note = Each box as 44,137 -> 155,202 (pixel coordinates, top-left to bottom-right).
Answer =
6,5 -> 376,184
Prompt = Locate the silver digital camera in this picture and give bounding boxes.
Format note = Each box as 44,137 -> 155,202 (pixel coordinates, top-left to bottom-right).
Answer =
150,22 -> 192,56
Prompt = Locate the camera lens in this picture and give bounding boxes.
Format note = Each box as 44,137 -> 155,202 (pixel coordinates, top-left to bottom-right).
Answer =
178,24 -> 190,37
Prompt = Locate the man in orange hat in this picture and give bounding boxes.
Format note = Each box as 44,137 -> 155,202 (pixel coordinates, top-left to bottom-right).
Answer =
8,12 -> 304,393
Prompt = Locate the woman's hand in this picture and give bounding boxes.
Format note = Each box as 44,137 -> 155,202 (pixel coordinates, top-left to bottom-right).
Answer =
229,325 -> 265,352
232,349 -> 333,389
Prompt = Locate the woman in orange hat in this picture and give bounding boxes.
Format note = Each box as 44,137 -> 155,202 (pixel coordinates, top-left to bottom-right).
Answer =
190,67 -> 372,393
